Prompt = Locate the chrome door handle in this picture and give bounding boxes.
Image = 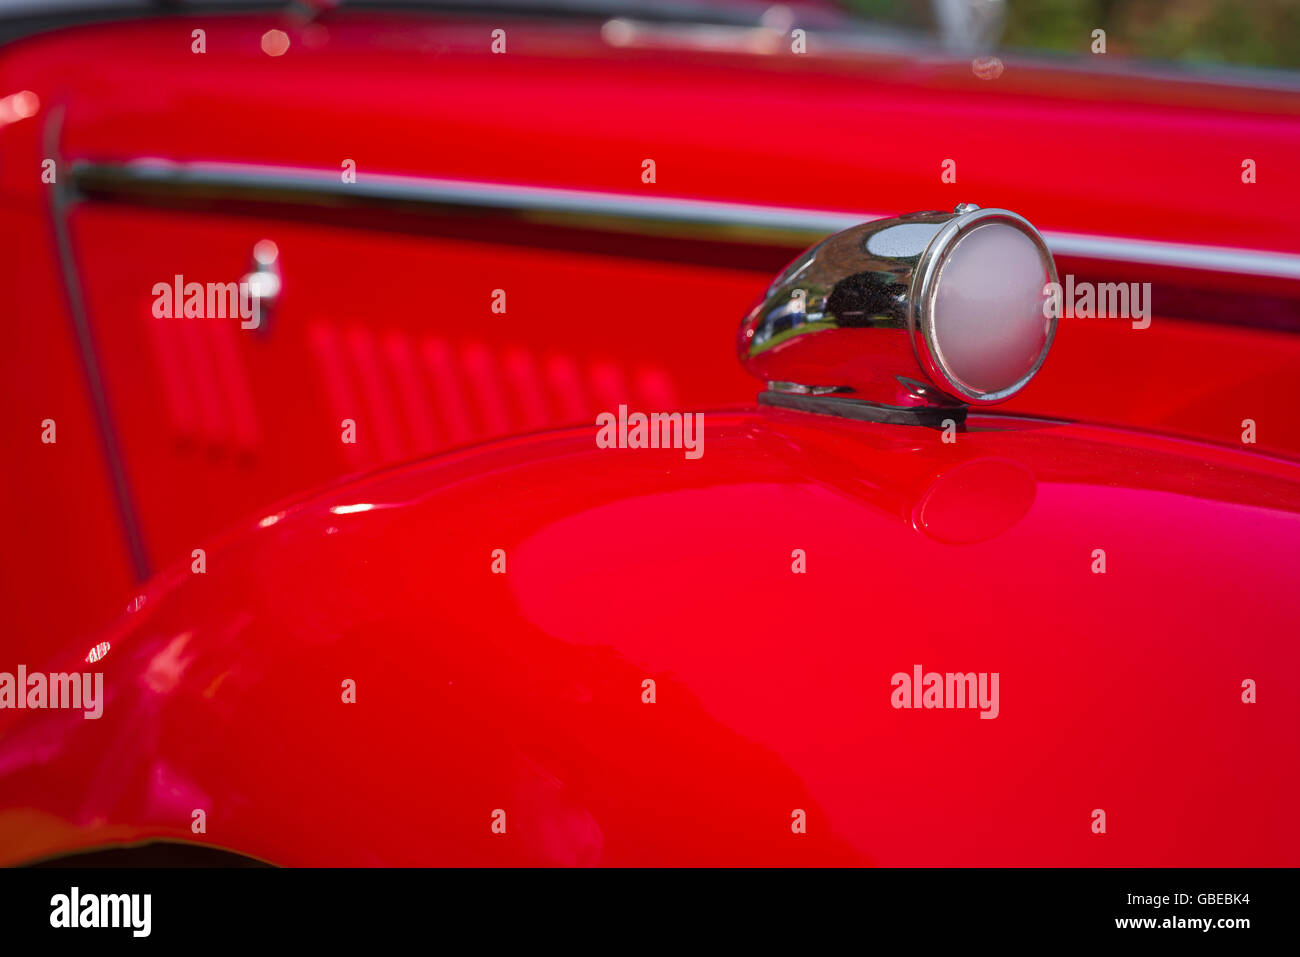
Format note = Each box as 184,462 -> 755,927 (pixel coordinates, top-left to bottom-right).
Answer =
240,238 -> 281,334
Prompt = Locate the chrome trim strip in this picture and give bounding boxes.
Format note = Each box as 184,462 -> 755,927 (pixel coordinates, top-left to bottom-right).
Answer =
70,159 -> 1300,281
1043,230 -> 1300,281
70,159 -> 853,247
46,127 -> 151,580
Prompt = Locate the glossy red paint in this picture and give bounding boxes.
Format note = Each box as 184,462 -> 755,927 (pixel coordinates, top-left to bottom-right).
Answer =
3,10 -> 1300,661
2,9 -> 1299,866
1,410 -> 1297,866
0,139 -> 137,663
24,14 -> 1300,249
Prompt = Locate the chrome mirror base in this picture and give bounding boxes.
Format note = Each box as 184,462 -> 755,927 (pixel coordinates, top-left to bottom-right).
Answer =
758,389 -> 967,430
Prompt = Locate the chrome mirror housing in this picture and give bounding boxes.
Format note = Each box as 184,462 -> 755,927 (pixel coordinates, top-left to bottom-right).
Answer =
738,204 -> 1058,425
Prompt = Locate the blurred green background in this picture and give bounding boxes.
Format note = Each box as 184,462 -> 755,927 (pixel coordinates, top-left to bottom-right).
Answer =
846,0 -> 1300,70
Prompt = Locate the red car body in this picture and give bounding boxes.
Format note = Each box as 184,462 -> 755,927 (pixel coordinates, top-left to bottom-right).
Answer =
0,5 -> 1297,866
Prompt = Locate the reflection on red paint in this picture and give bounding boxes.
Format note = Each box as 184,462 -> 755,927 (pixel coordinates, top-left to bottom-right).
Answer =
0,90 -> 38,128
261,30 -> 290,57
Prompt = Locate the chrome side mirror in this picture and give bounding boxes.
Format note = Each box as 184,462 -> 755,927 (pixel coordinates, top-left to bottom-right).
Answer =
737,204 -> 1057,425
